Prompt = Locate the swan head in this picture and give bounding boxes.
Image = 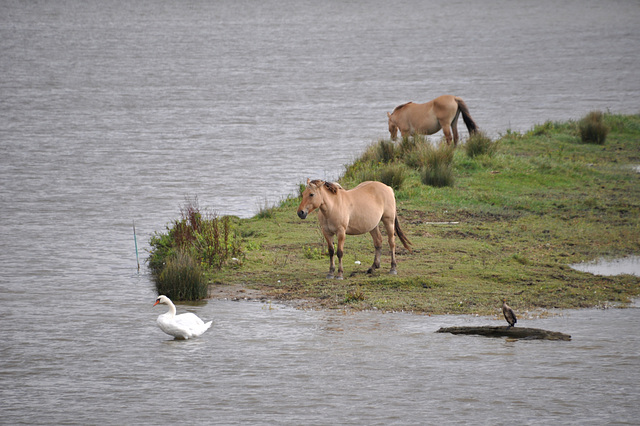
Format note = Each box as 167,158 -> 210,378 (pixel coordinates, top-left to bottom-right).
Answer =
153,295 -> 171,306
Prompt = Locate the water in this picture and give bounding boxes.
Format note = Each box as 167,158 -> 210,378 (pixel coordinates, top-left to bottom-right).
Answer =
3,299 -> 639,425
571,256 -> 640,277
1,0 -> 639,424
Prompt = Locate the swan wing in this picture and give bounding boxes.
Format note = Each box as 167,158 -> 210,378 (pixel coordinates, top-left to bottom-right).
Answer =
174,312 -> 212,338
157,314 -> 191,339
156,311 -> 212,340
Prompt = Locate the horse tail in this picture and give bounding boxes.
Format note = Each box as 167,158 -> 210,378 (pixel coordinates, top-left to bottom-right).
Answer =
394,216 -> 412,252
455,97 -> 478,135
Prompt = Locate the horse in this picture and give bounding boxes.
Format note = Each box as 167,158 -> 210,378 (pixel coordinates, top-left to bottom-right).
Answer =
387,95 -> 478,145
297,179 -> 412,279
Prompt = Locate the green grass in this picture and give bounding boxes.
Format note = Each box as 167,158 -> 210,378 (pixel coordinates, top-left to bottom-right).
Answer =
150,113 -> 640,313
148,196 -> 243,300
579,110 -> 609,144
155,249 -> 208,301
464,130 -> 497,158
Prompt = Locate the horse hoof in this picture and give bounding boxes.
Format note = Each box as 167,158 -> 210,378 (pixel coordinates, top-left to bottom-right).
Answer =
366,268 -> 374,274
335,276 -> 344,280
326,274 -> 334,279
389,270 -> 398,275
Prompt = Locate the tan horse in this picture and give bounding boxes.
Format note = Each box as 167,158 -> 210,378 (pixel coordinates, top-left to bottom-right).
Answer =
297,179 -> 411,279
387,95 -> 478,145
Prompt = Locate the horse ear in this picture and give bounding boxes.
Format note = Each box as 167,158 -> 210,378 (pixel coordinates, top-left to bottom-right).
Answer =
307,179 -> 321,189
387,112 -> 396,125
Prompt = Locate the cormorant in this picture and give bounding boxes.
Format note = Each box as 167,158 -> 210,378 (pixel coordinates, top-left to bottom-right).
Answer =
502,299 -> 517,329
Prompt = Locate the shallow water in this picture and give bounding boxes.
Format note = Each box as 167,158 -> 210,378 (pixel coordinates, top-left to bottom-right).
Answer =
571,256 -> 640,277
1,0 -> 640,424
3,298 -> 640,425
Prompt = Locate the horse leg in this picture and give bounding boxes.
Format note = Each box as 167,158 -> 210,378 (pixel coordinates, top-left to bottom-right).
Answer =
324,234 -> 335,279
383,217 -> 398,275
451,112 -> 460,145
335,231 -> 346,279
367,227 -> 383,274
440,121 -> 454,145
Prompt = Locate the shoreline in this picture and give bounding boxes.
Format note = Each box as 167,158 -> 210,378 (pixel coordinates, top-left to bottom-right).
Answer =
206,282 -> 636,317
158,114 -> 640,315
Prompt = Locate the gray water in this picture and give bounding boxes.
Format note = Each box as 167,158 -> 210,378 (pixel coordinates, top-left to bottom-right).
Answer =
571,256 -> 640,277
1,0 -> 639,424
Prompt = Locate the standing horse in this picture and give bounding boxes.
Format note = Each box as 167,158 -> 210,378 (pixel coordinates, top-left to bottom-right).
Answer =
297,179 -> 411,279
387,95 -> 478,145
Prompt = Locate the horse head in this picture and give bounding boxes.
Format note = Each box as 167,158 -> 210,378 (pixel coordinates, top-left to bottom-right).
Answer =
297,179 -> 325,219
387,112 -> 398,140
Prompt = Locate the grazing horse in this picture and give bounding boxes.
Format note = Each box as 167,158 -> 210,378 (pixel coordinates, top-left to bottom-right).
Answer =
387,95 -> 478,145
297,179 -> 411,279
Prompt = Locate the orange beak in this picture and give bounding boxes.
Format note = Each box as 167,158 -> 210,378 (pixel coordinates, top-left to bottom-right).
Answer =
153,300 -> 160,306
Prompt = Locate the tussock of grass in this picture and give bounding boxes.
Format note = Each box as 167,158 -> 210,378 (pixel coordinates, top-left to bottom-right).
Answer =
465,130 -> 497,158
155,249 -> 208,301
579,110 -> 609,144
256,199 -> 276,219
378,163 -> 408,189
344,134 -> 456,189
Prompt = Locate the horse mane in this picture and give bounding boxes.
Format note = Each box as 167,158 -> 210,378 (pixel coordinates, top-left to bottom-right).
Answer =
308,179 -> 342,194
324,181 -> 343,194
392,102 -> 413,113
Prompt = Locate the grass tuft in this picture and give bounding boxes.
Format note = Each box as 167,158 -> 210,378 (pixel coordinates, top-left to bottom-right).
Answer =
579,111 -> 609,144
419,142 -> 455,187
465,130 -> 497,158
344,287 -> 366,303
256,199 -> 276,219
378,139 -> 397,163
378,163 -> 408,189
155,249 -> 208,301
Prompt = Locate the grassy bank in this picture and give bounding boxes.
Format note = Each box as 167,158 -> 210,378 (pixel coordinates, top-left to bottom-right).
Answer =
152,113 -> 640,315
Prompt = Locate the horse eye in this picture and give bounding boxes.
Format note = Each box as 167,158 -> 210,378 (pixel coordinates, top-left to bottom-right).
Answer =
309,193 -> 314,197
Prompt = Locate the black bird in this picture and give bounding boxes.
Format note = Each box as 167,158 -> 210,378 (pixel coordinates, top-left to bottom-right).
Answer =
502,298 -> 517,329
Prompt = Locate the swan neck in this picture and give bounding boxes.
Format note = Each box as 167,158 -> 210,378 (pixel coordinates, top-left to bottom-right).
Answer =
166,299 -> 177,318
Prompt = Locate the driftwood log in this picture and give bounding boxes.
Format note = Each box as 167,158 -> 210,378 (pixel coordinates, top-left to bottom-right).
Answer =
436,326 -> 571,341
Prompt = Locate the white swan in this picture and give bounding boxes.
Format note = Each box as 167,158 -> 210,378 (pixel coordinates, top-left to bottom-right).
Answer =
153,295 -> 212,339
